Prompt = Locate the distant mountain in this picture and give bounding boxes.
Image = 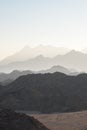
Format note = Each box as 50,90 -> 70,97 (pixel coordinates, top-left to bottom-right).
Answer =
0,45 -> 69,65
0,109 -> 49,130
81,48 -> 87,53
1,50 -> 87,72
0,65 -> 78,84
0,79 -> 13,86
1,72 -> 87,113
0,55 -> 52,72
0,70 -> 33,84
38,65 -> 77,75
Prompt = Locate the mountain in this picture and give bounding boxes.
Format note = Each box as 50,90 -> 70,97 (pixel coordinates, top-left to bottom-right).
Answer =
1,72 -> 87,113
0,65 -> 78,84
0,84 -> 5,94
0,45 -> 69,65
0,70 -> 33,84
0,45 -> 31,65
81,48 -> 87,53
0,50 -> 87,72
38,65 -> 74,75
0,46 -> 87,72
0,109 -> 49,130
0,55 -> 52,72
53,50 -> 87,71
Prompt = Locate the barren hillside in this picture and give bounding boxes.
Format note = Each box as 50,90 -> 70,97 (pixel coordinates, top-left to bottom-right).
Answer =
33,111 -> 87,130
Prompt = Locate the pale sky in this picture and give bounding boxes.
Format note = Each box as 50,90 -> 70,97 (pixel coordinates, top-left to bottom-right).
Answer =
0,0 -> 87,59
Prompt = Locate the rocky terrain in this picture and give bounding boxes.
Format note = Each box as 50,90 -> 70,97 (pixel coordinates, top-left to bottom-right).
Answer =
0,109 -> 50,130
1,72 -> 87,113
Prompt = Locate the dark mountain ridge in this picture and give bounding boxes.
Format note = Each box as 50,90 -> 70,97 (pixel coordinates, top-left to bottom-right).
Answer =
0,109 -> 50,130
0,72 -> 87,113
0,65 -> 78,85
0,70 -> 33,85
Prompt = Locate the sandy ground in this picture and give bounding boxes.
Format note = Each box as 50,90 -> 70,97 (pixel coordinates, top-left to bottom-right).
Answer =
32,111 -> 87,130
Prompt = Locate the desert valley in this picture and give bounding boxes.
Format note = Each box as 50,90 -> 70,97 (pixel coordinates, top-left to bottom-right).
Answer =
1,0 -> 87,129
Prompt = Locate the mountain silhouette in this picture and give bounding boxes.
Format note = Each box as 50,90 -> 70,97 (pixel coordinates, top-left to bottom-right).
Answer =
0,45 -> 69,65
0,65 -> 79,84
0,109 -> 49,130
1,72 -> 87,113
38,65 -> 78,75
0,50 -> 87,72
0,70 -> 33,85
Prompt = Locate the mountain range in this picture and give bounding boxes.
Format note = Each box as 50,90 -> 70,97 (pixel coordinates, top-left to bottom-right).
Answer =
0,70 -> 33,85
39,65 -> 78,75
0,72 -> 87,113
0,65 -> 79,85
0,45 -> 87,72
0,49 -> 87,72
0,45 -> 70,65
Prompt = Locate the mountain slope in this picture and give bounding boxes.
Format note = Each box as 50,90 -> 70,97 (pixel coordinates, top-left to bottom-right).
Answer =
1,73 -> 87,113
0,109 -> 50,130
34,111 -> 87,130
53,50 -> 87,71
0,50 -> 87,72
0,45 -> 69,65
0,55 -> 52,72
39,65 -> 73,75
0,65 -> 78,84
0,70 -> 33,83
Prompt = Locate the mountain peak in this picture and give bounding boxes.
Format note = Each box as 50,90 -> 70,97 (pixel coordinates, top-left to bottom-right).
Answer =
51,65 -> 64,69
68,50 -> 77,54
66,50 -> 84,56
35,55 -> 45,59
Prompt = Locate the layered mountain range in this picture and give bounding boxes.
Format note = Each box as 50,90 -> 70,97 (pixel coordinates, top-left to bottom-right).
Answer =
0,45 -> 69,65
0,72 -> 87,113
0,45 -> 87,115
0,46 -> 87,72
0,65 -> 79,85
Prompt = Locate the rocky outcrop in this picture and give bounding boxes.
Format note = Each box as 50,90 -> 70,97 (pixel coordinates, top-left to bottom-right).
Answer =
0,109 -> 50,130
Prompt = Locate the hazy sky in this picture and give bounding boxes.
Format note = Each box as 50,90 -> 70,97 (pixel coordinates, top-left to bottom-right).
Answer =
0,0 -> 87,59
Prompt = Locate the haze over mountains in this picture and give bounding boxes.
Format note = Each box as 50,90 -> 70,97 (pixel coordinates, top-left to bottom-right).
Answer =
0,45 -> 87,72
39,65 -> 78,75
0,45 -> 87,129
0,70 -> 33,85
0,65 -> 79,85
0,45 -> 70,65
